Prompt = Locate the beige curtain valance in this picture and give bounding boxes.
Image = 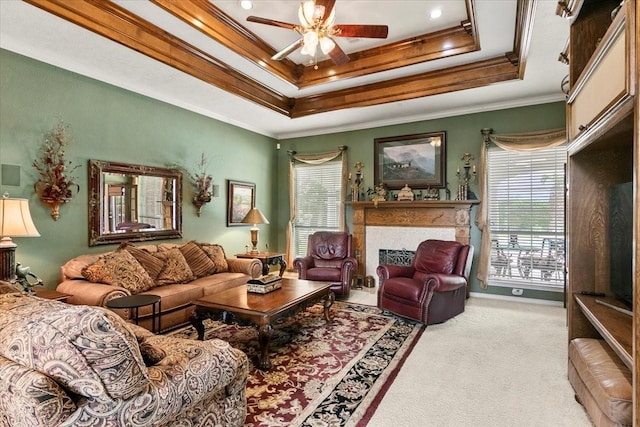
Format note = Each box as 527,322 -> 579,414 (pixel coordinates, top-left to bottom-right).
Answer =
288,147 -> 346,164
487,128 -> 566,151
475,128 -> 566,289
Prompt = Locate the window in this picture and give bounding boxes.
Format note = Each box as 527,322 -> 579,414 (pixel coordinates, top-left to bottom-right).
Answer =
292,160 -> 343,258
487,145 -> 566,290
137,175 -> 165,228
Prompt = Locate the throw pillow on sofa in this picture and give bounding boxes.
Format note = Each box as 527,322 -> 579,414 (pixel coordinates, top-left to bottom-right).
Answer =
154,248 -> 195,285
82,250 -> 154,294
179,241 -> 216,278
199,243 -> 229,273
119,243 -> 165,281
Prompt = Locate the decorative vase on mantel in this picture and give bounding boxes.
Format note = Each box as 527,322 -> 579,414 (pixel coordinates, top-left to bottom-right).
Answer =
193,192 -> 212,217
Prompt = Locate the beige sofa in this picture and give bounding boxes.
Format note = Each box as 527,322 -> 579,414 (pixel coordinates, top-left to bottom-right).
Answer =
56,241 -> 262,332
0,289 -> 248,427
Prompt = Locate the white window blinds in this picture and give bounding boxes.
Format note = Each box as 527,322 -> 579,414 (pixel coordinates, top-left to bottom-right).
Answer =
487,145 -> 566,289
293,160 -> 342,258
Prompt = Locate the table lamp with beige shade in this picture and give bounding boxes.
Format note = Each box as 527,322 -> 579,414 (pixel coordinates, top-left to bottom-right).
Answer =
241,207 -> 269,254
0,193 -> 40,282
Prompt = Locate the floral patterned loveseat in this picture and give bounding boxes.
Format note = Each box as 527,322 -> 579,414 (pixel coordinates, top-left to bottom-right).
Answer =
0,288 -> 248,427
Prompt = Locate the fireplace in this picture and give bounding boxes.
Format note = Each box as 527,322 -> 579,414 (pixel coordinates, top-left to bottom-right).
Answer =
379,249 -> 415,266
366,225 -> 456,283
348,200 -> 477,279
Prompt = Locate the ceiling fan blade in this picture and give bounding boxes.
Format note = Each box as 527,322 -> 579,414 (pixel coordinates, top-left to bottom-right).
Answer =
332,24 -> 389,39
327,42 -> 350,66
272,38 -> 304,61
247,16 -> 298,31
315,0 -> 336,24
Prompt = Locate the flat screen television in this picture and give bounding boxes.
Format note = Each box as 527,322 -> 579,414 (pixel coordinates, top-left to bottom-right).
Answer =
609,182 -> 633,309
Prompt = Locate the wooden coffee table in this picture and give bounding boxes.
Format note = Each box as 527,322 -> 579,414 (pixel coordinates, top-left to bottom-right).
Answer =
191,278 -> 334,369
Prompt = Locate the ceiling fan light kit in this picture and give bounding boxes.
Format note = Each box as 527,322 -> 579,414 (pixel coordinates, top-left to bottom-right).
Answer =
247,0 -> 388,67
299,0 -> 334,27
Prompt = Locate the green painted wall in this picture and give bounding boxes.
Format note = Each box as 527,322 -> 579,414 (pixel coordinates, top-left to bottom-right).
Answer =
276,102 -> 567,302
1,49 -> 277,287
1,48 -> 567,302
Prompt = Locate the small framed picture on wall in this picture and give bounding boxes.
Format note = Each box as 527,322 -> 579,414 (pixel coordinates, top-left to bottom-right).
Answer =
227,180 -> 255,226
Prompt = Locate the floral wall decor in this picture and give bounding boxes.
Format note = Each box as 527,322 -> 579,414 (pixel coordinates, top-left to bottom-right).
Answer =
188,153 -> 213,217
33,120 -> 80,220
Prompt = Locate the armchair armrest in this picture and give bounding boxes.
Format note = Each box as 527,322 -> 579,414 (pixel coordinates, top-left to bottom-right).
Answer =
142,336 -> 249,420
65,334 -> 249,426
56,279 -> 131,306
226,258 -> 262,278
339,256 -> 357,282
376,264 -> 415,281
425,273 -> 468,293
293,256 -> 314,278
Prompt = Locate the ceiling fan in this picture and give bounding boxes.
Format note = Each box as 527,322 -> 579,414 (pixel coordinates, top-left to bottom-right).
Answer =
247,0 -> 389,67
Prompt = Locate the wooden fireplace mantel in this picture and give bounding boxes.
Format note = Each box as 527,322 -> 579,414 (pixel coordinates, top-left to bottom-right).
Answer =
347,200 -> 478,276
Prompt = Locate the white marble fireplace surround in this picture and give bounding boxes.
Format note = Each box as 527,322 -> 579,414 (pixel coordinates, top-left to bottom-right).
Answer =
365,226 -> 456,284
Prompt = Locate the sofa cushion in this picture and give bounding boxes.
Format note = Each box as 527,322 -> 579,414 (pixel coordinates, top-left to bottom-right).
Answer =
82,249 -> 154,294
140,284 -> 204,316
179,241 -> 216,278
194,272 -> 254,296
0,294 -> 150,400
200,243 -> 229,273
154,248 -> 194,285
121,243 -> 165,280
306,267 -> 342,282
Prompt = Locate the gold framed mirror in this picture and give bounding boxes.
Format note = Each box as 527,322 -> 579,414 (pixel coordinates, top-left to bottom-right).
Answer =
88,160 -> 182,246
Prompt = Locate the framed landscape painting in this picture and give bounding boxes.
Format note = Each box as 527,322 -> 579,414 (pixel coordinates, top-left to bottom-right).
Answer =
374,132 -> 446,189
227,180 -> 255,226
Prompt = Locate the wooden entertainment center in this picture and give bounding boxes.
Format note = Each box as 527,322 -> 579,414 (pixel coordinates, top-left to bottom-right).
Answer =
559,0 -> 638,424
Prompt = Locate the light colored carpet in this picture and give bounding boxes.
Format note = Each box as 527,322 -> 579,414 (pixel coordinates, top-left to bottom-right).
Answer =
347,290 -> 592,427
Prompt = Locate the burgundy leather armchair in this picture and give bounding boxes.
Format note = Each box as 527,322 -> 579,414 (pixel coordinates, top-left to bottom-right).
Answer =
293,231 -> 357,297
376,239 -> 474,325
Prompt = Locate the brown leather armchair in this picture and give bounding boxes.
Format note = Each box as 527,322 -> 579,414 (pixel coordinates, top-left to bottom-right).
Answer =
293,231 -> 357,297
376,239 -> 474,325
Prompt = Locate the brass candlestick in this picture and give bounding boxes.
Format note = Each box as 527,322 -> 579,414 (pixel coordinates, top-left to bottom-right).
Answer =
349,161 -> 364,201
455,153 -> 477,200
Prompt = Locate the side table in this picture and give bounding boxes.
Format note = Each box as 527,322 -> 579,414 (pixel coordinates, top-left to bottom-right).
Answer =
236,252 -> 287,276
34,288 -> 71,302
106,294 -> 162,333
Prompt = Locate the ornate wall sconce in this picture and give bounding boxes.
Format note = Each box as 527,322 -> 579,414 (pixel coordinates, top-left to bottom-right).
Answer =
33,121 -> 80,221
189,153 -> 213,217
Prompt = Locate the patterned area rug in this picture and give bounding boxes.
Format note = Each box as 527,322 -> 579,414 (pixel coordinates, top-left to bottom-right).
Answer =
170,301 -> 424,427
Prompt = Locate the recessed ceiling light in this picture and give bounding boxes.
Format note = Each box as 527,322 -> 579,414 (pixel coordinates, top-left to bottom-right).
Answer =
430,8 -> 442,19
240,1 -> 253,10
